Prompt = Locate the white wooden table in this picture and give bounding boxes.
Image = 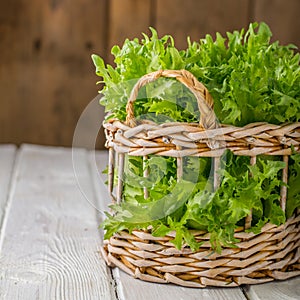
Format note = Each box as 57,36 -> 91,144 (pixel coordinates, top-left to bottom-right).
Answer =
0,144 -> 299,300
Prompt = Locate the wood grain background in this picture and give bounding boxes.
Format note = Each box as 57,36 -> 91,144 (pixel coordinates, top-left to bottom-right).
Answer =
0,0 -> 299,148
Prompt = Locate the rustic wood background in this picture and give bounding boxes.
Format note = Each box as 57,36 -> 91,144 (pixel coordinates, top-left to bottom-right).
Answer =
0,0 -> 299,149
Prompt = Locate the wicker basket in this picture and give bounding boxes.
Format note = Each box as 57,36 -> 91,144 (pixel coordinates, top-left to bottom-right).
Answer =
101,69 -> 300,287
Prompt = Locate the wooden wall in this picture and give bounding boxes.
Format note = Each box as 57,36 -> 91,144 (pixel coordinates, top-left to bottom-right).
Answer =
0,0 -> 299,149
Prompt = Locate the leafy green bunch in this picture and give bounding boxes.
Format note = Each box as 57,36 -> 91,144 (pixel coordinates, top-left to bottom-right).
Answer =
93,22 -> 300,126
102,152 -> 297,252
93,22 -> 300,251
185,24 -> 300,126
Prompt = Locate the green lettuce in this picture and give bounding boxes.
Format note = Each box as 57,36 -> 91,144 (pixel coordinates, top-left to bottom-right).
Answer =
102,152 -> 287,252
93,23 -> 300,126
93,22 -> 300,251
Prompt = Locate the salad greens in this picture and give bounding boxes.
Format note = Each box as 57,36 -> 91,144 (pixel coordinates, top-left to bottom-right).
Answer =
93,22 -> 300,126
93,22 -> 300,251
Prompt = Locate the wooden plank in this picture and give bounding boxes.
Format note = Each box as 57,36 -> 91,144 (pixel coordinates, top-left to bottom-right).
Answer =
0,144 -> 116,299
0,0 -> 107,147
92,150 -> 247,300
244,277 -> 300,300
113,266 -> 247,300
0,145 -> 16,224
156,0 -> 250,49
88,150 -> 111,224
107,0 -> 153,64
113,267 -> 248,300
252,0 -> 300,48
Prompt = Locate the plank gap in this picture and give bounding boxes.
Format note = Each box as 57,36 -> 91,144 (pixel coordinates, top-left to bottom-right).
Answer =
110,267 -> 122,300
0,145 -> 19,251
241,285 -> 251,300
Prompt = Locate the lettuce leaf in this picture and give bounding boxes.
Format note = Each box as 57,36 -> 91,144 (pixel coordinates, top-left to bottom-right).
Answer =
287,153 -> 300,218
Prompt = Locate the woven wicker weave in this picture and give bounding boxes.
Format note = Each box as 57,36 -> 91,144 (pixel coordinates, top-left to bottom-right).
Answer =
101,70 -> 300,287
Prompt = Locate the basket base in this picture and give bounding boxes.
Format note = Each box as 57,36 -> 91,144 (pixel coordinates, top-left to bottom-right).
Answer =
101,215 -> 300,287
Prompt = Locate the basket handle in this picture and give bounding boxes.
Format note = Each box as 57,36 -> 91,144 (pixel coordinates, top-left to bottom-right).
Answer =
125,69 -> 218,129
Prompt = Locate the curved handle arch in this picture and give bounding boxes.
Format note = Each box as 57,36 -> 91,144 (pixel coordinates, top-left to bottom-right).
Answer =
125,69 -> 218,129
